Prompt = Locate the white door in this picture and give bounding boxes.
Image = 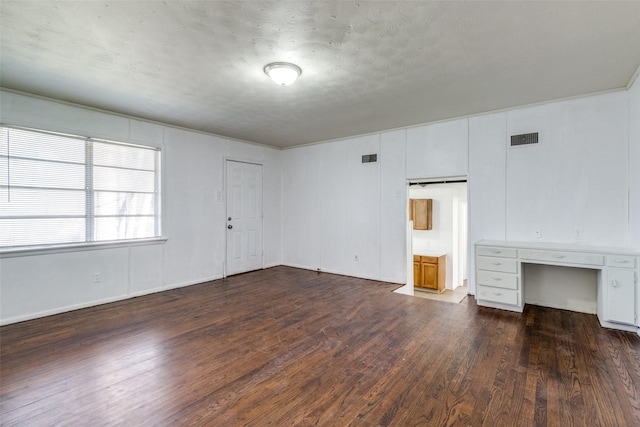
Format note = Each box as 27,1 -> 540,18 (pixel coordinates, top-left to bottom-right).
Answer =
606,267 -> 636,325
226,161 -> 263,276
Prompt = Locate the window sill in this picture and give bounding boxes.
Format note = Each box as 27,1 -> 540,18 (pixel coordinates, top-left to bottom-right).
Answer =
0,237 -> 168,259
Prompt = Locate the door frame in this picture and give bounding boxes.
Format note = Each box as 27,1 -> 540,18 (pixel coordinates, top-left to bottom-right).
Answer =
223,157 -> 264,278
404,176 -> 469,294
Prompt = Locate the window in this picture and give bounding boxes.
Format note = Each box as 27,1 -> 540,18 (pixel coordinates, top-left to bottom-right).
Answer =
0,126 -> 161,248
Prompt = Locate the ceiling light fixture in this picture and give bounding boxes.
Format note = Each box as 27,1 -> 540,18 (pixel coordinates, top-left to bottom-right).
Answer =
264,62 -> 302,86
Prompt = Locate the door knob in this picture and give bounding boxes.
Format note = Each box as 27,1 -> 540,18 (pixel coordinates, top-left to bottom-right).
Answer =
227,225 -> 233,229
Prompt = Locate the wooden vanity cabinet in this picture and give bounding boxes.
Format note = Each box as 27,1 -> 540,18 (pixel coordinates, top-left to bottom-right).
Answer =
410,199 -> 432,230
413,254 -> 446,293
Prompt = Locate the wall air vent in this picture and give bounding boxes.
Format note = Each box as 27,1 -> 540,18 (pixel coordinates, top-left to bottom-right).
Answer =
510,132 -> 538,147
362,153 -> 377,163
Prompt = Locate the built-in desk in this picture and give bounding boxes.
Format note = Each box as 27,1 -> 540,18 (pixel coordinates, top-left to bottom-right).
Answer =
475,240 -> 639,333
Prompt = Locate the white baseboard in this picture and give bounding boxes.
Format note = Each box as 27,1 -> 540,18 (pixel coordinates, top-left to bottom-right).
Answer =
130,285 -> 166,298
0,275 -> 225,326
1,294 -> 127,326
263,262 -> 281,269
598,318 -> 638,333
280,262 -> 318,271
393,284 -> 414,295
380,276 -> 405,285
280,263 -> 387,283
1,267 -> 403,326
165,275 -> 223,290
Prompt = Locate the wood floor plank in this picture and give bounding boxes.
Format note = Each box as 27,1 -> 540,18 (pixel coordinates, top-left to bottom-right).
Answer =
2,266 -> 640,426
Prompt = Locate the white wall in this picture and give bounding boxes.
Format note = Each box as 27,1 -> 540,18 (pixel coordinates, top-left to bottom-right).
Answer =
523,264 -> 597,314
0,91 -> 281,324
280,144 -> 323,270
281,135 -> 385,280
406,119 -> 468,179
281,119 -> 469,283
629,76 -> 640,329
467,92 -> 635,297
162,127 -> 224,288
2,83 -> 637,324
469,92 -> 631,253
628,77 -> 640,250
263,147 -> 282,268
505,93 -> 629,245
468,112 -> 508,292
379,130 -> 407,284
282,90 -> 636,299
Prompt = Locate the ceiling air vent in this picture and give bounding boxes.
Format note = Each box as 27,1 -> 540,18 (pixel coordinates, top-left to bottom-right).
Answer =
511,132 -> 538,147
362,153 -> 377,163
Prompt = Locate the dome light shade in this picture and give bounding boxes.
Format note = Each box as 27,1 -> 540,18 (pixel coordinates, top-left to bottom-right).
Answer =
264,62 -> 302,86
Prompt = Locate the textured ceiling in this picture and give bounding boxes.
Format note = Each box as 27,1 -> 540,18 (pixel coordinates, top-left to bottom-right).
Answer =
1,1 -> 640,148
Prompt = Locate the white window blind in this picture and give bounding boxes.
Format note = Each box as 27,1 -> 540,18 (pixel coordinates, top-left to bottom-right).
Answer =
0,126 -> 161,248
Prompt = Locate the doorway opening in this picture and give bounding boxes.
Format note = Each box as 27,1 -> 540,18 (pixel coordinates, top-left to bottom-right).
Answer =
401,178 -> 468,301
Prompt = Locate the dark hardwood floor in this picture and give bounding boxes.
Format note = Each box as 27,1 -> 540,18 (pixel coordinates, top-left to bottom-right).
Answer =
1,266 -> 639,426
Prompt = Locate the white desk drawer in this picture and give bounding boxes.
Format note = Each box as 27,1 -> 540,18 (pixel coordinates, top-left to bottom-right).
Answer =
518,249 -> 604,267
477,270 -> 518,290
476,246 -> 517,258
607,255 -> 637,268
476,256 -> 518,273
477,285 -> 519,305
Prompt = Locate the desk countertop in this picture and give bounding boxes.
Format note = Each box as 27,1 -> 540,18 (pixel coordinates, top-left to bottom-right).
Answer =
476,240 -> 639,255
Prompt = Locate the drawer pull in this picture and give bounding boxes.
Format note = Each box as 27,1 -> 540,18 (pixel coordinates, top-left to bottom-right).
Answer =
614,259 -> 629,264
492,277 -> 502,281
493,292 -> 503,296
492,250 -> 502,254
552,254 -> 566,259
612,279 -> 619,288
492,262 -> 502,266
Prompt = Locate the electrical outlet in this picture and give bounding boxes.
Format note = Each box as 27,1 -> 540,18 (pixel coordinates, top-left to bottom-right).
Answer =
575,228 -> 583,240
354,255 -> 359,262
534,228 -> 542,239
93,272 -> 102,283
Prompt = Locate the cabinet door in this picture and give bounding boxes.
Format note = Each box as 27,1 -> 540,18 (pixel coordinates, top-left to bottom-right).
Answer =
410,199 -> 432,230
413,258 -> 421,287
606,268 -> 636,325
421,259 -> 438,290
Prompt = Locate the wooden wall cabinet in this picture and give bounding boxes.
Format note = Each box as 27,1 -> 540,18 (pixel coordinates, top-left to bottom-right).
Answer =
410,199 -> 432,230
413,254 -> 446,293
